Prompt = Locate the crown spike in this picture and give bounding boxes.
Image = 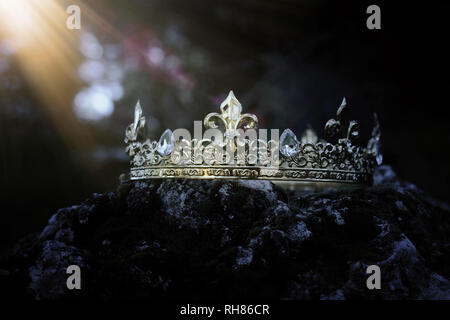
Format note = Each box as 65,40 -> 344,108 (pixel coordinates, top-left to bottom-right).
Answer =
220,90 -> 242,120
134,100 -> 143,126
125,100 -> 146,144
336,97 -> 348,120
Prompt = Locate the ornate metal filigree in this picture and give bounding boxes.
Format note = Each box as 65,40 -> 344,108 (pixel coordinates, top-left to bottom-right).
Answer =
204,91 -> 258,152
124,90 -> 382,187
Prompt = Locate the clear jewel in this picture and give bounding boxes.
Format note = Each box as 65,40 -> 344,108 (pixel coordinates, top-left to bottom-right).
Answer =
280,128 -> 300,157
157,129 -> 175,156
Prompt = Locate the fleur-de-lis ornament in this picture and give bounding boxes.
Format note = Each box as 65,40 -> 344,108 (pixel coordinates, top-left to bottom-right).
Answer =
204,90 -> 258,151
367,113 -> 382,165
125,100 -> 146,157
125,100 -> 146,143
324,97 -> 359,143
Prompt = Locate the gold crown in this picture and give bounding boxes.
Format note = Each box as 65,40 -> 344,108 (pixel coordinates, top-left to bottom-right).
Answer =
123,90 -> 382,189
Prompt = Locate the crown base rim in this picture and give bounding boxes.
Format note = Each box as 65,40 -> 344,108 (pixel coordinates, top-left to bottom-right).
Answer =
128,166 -> 372,187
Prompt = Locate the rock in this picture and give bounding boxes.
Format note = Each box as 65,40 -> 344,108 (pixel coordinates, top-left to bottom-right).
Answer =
1,165 -> 449,300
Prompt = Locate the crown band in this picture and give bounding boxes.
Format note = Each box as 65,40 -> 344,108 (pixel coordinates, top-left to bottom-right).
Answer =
124,90 -> 382,189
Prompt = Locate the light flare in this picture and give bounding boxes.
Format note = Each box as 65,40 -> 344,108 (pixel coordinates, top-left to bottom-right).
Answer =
0,0 -> 93,148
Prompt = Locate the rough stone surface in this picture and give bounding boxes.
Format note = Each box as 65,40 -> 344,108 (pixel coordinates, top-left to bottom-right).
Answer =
1,165 -> 449,300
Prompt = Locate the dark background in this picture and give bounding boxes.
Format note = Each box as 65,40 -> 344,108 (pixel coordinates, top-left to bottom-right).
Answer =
0,0 -> 449,255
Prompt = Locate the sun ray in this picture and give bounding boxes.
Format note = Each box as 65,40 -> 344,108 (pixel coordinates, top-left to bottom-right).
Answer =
0,0 -> 123,150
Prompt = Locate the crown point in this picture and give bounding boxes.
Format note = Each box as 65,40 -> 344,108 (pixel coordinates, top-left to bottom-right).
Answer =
220,89 -> 242,122
125,99 -> 146,144
134,100 -> 142,117
134,99 -> 144,120
221,90 -> 238,107
336,97 -> 348,122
